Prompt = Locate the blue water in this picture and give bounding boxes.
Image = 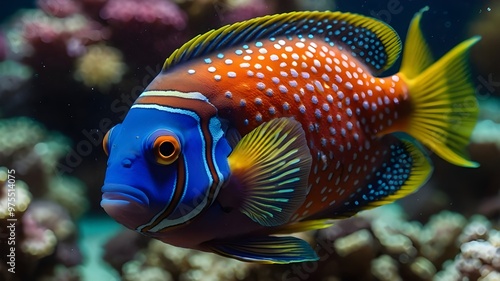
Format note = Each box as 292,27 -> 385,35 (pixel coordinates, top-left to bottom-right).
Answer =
0,0 -> 34,21
78,216 -> 122,281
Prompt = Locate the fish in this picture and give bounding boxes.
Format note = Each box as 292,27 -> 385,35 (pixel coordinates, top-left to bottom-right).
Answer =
101,7 -> 480,264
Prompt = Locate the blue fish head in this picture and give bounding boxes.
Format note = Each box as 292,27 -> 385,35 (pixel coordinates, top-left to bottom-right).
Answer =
101,93 -> 232,233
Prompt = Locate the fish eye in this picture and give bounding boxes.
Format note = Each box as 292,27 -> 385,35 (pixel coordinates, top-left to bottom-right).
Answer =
153,135 -> 181,165
103,130 -> 111,156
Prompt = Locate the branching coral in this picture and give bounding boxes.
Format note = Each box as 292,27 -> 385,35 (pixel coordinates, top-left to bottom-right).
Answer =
0,31 -> 7,62
435,217 -> 500,281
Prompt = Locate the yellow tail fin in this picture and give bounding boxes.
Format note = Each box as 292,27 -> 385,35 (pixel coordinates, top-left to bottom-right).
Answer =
399,8 -> 480,168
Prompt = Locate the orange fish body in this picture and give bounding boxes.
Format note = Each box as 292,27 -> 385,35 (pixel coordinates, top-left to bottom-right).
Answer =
146,36 -> 412,218
102,8 -> 479,263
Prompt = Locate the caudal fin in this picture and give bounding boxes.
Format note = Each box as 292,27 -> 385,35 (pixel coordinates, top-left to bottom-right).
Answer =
399,7 -> 480,168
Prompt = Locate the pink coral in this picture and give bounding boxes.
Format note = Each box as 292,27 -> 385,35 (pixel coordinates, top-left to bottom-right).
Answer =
99,0 -> 188,66
100,0 -> 186,28
11,10 -> 108,74
21,210 -> 57,258
37,0 -> 81,18
22,200 -> 83,268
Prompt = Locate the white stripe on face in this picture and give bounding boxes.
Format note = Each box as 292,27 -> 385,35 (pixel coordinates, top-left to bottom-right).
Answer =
132,104 -> 211,231
132,94 -> 228,232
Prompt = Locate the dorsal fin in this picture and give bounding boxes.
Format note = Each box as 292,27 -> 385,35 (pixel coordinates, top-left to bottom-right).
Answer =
163,11 -> 402,74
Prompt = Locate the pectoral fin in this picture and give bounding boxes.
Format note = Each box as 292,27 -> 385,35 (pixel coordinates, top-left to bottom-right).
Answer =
227,117 -> 311,227
207,235 -> 318,264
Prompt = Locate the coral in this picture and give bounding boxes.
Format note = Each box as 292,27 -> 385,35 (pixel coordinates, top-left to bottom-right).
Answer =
0,117 -> 70,196
127,240 -> 251,281
435,218 -> 500,281
100,0 -> 188,66
104,205 -> 499,281
74,44 -> 126,91
106,233 -> 253,281
0,179 -> 83,280
102,229 -> 150,273
45,176 -> 89,219
0,60 -> 32,98
26,200 -> 76,243
20,209 -> 58,259
37,265 -> 81,281
0,117 -> 87,280
123,261 -> 174,281
371,255 -> 401,281
37,0 -> 82,18
24,200 -> 83,268
0,0 -> 286,213
7,10 -> 107,74
0,116 -> 88,215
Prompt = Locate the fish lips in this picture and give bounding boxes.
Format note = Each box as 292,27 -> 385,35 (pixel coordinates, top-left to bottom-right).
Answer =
101,184 -> 152,230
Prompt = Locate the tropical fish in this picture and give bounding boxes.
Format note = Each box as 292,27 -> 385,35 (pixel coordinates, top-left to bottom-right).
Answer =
101,7 -> 480,264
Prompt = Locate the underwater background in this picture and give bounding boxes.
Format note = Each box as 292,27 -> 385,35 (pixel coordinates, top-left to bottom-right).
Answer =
0,0 -> 499,280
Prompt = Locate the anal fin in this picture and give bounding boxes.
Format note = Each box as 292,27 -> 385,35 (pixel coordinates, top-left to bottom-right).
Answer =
355,135 -> 432,212
316,135 -> 433,219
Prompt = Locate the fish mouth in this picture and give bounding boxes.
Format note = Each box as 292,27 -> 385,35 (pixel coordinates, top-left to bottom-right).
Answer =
101,184 -> 152,230
102,183 -> 150,205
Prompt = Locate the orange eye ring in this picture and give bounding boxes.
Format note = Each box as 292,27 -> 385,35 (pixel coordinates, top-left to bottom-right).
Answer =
103,130 -> 111,156
153,135 -> 181,165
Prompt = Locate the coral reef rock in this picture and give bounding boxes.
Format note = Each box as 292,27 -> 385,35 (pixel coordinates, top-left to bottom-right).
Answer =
103,204 -> 499,281
0,116 -> 88,280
